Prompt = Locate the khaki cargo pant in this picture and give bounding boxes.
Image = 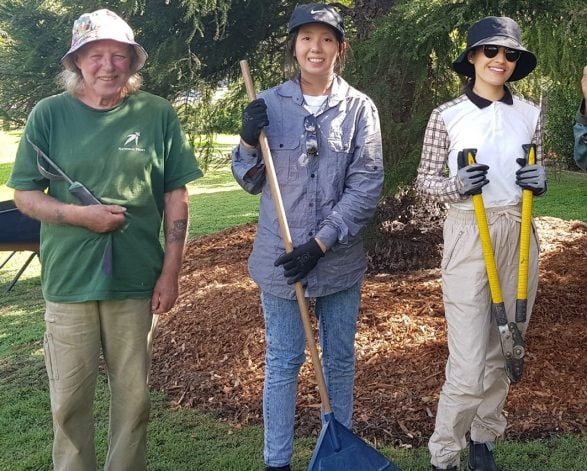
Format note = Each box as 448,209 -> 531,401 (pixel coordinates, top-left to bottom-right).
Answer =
44,298 -> 156,471
429,206 -> 539,469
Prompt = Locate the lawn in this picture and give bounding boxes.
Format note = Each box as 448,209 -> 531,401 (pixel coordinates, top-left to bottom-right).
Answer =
533,170 -> 587,221
0,128 -> 21,200
0,130 -> 586,470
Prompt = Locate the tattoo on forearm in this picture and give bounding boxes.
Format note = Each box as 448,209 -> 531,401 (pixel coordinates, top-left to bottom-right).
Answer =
167,219 -> 187,243
54,208 -> 66,224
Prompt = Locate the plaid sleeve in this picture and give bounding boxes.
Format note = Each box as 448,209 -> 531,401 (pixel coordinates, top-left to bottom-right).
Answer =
415,108 -> 463,202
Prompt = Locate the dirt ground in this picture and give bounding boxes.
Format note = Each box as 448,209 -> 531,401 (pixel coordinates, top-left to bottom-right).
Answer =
150,211 -> 586,447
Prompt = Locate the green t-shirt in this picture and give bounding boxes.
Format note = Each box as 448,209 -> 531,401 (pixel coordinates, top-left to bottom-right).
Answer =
8,91 -> 203,302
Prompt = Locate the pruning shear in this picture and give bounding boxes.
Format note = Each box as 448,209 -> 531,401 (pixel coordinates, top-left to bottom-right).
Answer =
457,146 -> 535,383
26,135 -> 113,276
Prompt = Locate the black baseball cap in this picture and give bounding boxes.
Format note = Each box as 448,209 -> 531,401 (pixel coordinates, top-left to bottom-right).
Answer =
288,3 -> 344,39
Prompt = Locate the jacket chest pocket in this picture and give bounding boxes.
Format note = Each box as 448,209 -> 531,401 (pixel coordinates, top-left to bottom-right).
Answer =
327,127 -> 355,154
267,131 -> 303,184
325,125 -> 355,185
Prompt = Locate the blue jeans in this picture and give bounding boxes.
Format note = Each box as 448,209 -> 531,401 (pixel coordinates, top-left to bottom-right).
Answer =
261,282 -> 361,467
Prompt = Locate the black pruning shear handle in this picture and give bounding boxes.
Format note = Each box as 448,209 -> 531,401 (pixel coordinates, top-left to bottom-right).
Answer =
26,135 -> 113,275
26,135 -> 102,206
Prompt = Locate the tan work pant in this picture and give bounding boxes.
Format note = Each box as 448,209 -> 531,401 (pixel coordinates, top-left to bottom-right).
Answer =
44,298 -> 155,471
429,206 -> 539,469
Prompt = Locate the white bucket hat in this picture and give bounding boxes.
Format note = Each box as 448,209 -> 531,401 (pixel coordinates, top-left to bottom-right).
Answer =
62,9 -> 148,73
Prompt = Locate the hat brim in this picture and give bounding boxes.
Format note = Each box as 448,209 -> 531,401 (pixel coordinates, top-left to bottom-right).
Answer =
288,20 -> 344,39
62,40 -> 148,73
452,36 -> 536,81
287,4 -> 345,39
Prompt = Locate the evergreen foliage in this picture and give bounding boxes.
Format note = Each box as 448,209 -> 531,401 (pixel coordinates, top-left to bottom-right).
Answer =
0,0 -> 585,189
0,0 -> 70,124
0,0 -> 287,121
346,0 -> 587,193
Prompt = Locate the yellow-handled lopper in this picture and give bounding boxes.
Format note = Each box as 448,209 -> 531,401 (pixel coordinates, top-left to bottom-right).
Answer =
458,149 -> 525,383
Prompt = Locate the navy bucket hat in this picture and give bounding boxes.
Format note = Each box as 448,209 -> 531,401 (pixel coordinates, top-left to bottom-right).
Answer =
452,16 -> 536,81
288,3 -> 344,39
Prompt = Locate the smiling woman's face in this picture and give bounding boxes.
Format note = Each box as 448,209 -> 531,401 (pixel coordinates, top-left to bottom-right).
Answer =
468,45 -> 517,89
294,23 -> 340,81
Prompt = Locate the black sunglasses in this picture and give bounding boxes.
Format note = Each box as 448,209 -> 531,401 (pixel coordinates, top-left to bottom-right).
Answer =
304,115 -> 318,157
482,45 -> 521,62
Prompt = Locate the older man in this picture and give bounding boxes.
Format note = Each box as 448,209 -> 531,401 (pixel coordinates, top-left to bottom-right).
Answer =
8,9 -> 202,470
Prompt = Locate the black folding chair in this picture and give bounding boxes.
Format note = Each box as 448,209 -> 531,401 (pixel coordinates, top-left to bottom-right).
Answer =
0,200 -> 40,292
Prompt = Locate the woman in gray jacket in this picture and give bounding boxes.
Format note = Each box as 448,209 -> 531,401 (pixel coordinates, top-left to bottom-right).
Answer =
231,4 -> 383,470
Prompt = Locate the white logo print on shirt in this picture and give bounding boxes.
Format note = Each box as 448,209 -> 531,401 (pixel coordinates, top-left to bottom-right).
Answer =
119,132 -> 145,152
124,132 -> 141,146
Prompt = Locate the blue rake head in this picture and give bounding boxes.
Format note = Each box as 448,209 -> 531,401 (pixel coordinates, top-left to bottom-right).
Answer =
307,413 -> 401,471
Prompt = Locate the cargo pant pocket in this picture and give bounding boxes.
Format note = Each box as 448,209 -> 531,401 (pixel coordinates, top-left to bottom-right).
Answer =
43,331 -> 59,381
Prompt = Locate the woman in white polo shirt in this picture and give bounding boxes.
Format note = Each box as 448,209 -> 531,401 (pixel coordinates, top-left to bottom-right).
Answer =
415,16 -> 546,471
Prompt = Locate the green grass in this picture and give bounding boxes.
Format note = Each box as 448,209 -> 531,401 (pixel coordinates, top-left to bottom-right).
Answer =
0,128 -> 21,200
533,169 -> 587,221
1,132 -> 586,470
187,166 -> 260,238
0,128 -> 21,163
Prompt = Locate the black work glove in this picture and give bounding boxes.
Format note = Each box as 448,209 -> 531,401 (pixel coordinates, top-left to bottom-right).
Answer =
274,238 -> 325,285
240,98 -> 269,147
457,161 -> 490,195
516,158 -> 547,195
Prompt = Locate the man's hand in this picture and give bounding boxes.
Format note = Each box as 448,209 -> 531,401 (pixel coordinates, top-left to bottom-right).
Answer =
152,186 -> 189,314
457,163 -> 490,195
75,205 -> 127,232
151,272 -> 180,314
13,189 -> 126,232
274,238 -> 325,285
240,98 -> 269,147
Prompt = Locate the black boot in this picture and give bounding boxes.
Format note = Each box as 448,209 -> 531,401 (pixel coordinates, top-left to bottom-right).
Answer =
266,466 -> 291,471
432,466 -> 457,471
468,440 -> 501,471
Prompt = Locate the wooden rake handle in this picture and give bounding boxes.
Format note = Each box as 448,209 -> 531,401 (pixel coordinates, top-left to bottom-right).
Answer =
239,60 -> 332,413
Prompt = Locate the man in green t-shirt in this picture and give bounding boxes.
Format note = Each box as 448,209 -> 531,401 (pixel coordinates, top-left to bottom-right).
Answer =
7,9 -> 202,470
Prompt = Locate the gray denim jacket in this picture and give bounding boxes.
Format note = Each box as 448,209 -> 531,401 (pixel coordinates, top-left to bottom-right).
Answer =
232,75 -> 383,299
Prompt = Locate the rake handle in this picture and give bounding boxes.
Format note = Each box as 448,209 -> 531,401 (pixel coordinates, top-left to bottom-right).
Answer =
240,60 -> 332,414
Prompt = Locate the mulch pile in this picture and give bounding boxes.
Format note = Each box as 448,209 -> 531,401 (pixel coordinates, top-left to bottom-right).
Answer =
151,205 -> 587,446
